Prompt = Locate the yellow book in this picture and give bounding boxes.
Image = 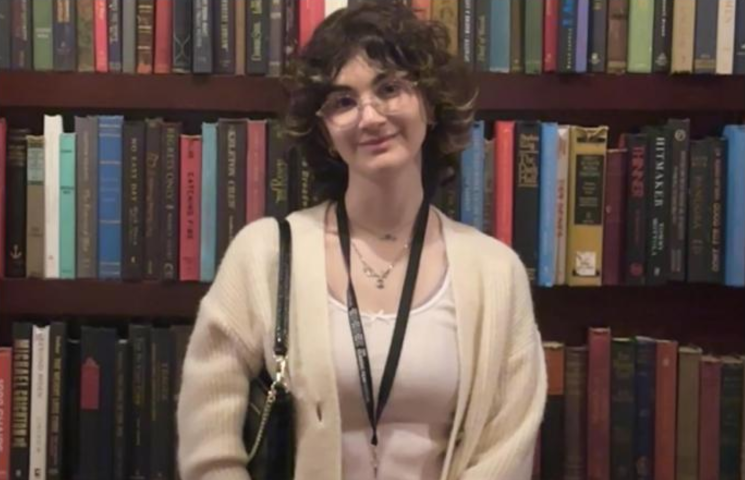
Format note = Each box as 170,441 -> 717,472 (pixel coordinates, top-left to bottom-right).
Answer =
566,126 -> 609,286
432,0 -> 459,56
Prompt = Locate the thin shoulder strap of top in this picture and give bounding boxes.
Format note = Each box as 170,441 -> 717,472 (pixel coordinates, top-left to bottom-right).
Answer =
274,218 -> 292,357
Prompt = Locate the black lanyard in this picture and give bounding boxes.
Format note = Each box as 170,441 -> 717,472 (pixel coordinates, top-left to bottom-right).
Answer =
336,197 -> 430,446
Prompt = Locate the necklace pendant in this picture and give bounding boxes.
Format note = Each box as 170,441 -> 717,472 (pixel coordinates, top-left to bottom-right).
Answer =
376,278 -> 385,289
380,233 -> 397,242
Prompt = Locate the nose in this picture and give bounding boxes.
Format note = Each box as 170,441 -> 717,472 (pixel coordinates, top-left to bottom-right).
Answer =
357,101 -> 387,129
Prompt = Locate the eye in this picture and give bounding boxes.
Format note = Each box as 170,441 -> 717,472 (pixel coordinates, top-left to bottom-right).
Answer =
324,94 -> 358,113
376,79 -> 406,98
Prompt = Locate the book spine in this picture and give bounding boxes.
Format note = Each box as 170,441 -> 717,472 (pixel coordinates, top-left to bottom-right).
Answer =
564,346 -> 587,480
651,0 -> 672,72
558,0 -> 577,72
698,356 -> 722,480
216,119 -> 248,262
53,0 -> 76,71
459,121 -> 485,231
144,119 -> 163,280
474,0 -> 490,71
538,123 -> 559,287
644,127 -> 669,285
128,325 -> 151,480
677,347 -> 702,480
43,115 -> 62,280
29,325 -> 49,480
719,358 -> 743,480
693,0 -> 718,73
566,125 -> 608,287
10,323 -> 33,480
589,0 -> 608,72
625,133 -> 647,285
214,0 -> 235,73
76,0 -> 95,71
153,0 -> 173,73
653,340 -> 678,480
122,121 -> 146,281
75,117 -> 98,279
5,129 -> 28,278
666,118 -> 689,282
715,0 -> 736,75
627,0 -> 654,72
488,0 -> 509,72
246,120 -> 267,224
611,338 -> 635,480
723,125 -> 745,287
634,337 -> 656,480
94,0 -> 108,72
508,0 -> 522,72
494,121 -> 514,245
150,329 -> 174,480
574,0 -> 589,72
267,0 -> 283,75
0,0 -> 10,69
11,0 -> 32,69
482,139 -> 494,236
607,0 -> 629,72
587,328 -> 611,480
199,122 -> 218,283
0,120 -> 5,278
26,135 -> 45,279
121,0 -> 136,72
173,0 -> 193,72
432,0 -> 459,57
687,139 -> 711,283
542,343 -> 565,480
161,123 -> 182,281
98,116 -> 124,280
671,0 -> 696,73
0,348 -> 11,480
544,0 -> 559,71
107,0 -> 121,71
265,119 -> 290,219
112,340 -> 128,480
602,148 -> 627,286
45,323 -> 67,480
193,0 -> 214,72
179,135 -> 202,282
33,0 -> 54,70
246,0 -> 269,74
709,137 -> 726,284
555,126 -> 570,285
459,0 -> 474,66
282,0 -> 298,71
524,0 -> 543,73
136,0 -> 154,73
171,325 -> 193,480
513,121 -> 542,284
734,0 -> 745,73
235,0 -> 246,74
58,133 -> 76,279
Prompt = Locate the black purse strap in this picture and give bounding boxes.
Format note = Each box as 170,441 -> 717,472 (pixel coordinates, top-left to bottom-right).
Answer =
274,218 -> 292,357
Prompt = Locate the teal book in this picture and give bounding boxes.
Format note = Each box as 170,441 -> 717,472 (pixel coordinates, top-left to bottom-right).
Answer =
200,122 -> 218,283
489,0 -> 510,72
59,133 -> 76,279
32,0 -> 53,70
627,0 -> 655,72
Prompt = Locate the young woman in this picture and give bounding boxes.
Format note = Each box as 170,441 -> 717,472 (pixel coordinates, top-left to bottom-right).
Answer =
177,2 -> 547,479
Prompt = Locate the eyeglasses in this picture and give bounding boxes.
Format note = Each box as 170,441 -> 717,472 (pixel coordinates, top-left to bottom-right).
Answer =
316,76 -> 419,129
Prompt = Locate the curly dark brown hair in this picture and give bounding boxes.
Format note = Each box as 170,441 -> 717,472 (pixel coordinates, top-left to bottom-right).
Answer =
282,0 -> 477,203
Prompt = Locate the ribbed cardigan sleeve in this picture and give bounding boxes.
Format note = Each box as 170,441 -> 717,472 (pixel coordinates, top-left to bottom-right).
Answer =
177,220 -> 276,480
459,254 -> 548,480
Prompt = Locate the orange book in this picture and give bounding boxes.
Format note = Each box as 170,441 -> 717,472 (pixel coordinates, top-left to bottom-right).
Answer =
299,0 -> 325,49
494,121 -> 515,246
94,0 -> 108,72
179,135 -> 202,281
654,340 -> 678,480
0,348 -> 11,479
154,0 -> 173,73
246,120 -> 267,223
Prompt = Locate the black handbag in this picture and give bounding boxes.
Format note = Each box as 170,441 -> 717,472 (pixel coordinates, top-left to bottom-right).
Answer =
243,218 -> 295,480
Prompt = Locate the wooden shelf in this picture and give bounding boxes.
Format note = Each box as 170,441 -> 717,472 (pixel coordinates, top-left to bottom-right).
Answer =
1,279 -> 743,353
2,72 -> 744,113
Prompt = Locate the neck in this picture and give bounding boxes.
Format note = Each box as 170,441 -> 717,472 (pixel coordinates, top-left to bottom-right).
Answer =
343,163 -> 424,236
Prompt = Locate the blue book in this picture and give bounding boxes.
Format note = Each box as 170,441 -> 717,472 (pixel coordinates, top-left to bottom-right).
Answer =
723,125 -> 745,286
489,0 -> 510,72
460,121 -> 485,231
200,122 -> 218,283
59,133 -> 76,279
574,0 -> 589,72
108,0 -> 122,71
97,115 -> 124,279
538,123 -> 559,287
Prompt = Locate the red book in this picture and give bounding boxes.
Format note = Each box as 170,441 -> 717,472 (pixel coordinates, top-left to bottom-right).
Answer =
587,327 -> 611,480
0,348 -> 12,480
698,356 -> 721,480
494,121 -> 515,246
80,358 -> 100,410
153,0 -> 172,73
299,0 -> 325,49
94,0 -> 109,72
654,340 -> 678,480
0,119 -> 6,278
246,120 -> 267,223
543,0 -> 559,72
602,148 -> 627,285
411,0 -> 432,20
180,135 -> 202,282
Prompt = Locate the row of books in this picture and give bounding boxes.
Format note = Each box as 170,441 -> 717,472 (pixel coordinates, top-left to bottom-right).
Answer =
534,329 -> 745,480
2,0 -> 744,76
0,115 -> 301,283
451,119 -> 745,288
0,321 -> 193,480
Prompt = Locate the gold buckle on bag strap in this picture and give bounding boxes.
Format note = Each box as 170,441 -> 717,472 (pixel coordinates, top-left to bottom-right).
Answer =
246,355 -> 290,463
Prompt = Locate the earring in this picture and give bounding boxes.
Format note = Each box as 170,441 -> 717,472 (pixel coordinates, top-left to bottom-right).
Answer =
328,145 -> 338,157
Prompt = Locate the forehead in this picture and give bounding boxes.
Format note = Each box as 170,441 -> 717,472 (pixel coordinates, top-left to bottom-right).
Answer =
332,53 -> 394,91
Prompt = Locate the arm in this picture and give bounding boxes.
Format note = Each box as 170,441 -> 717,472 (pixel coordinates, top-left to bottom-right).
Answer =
459,257 -> 548,480
177,223 -> 274,480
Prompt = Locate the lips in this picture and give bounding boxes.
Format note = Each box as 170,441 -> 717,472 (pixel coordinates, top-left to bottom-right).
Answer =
359,133 -> 397,147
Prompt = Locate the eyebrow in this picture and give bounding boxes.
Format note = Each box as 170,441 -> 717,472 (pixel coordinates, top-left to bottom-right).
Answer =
328,71 -> 397,93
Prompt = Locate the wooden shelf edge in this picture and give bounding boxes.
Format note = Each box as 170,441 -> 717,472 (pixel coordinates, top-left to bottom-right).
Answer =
2,72 -> 744,113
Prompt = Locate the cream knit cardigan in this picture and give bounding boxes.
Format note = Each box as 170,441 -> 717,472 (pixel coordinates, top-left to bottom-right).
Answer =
177,202 -> 547,480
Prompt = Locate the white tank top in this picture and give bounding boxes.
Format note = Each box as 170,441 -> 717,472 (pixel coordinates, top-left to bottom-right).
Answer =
328,270 -> 459,480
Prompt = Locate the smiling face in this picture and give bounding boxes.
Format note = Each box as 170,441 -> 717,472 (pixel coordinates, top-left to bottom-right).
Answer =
320,53 -> 430,182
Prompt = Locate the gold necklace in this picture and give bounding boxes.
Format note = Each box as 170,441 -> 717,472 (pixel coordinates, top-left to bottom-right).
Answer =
351,240 -> 410,289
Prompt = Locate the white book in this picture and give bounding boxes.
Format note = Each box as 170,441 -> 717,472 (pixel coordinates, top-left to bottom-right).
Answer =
325,0 -> 347,17
671,0 -> 696,73
555,126 -> 570,286
29,325 -> 50,480
716,0 -> 737,74
44,115 -> 63,279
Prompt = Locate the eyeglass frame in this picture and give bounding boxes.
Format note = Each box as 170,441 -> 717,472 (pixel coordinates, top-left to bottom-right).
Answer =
315,75 -> 421,129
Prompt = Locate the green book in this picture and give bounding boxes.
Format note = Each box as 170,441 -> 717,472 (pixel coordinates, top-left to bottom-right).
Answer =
627,0 -> 655,72
524,0 -> 544,74
59,133 -> 76,279
32,0 -> 53,70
